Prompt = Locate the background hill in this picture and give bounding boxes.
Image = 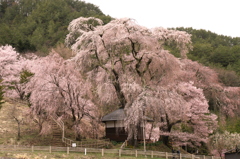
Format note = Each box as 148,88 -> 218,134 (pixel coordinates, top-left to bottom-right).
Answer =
0,0 -> 112,54
1,0 -> 240,86
175,27 -> 240,86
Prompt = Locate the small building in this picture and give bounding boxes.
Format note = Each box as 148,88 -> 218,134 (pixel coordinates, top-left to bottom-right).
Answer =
101,108 -> 128,141
101,108 -> 152,142
225,147 -> 240,159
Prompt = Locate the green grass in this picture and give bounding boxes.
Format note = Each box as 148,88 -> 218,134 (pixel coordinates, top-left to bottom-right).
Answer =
0,150 -> 165,159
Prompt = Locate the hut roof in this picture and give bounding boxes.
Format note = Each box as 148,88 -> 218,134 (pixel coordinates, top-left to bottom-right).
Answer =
225,146 -> 240,154
102,108 -> 125,122
101,108 -> 153,122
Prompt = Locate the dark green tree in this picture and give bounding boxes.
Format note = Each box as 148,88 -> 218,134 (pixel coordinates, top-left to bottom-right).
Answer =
0,0 -> 112,53
175,27 -> 240,85
8,69 -> 34,100
209,46 -> 235,67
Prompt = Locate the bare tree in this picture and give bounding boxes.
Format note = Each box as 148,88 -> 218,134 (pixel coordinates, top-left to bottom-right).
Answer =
8,105 -> 23,141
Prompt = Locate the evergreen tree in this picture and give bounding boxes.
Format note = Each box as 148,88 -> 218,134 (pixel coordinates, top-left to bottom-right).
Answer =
0,0 -> 112,53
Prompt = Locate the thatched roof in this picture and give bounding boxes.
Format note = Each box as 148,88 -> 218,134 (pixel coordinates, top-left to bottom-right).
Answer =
101,108 -> 153,122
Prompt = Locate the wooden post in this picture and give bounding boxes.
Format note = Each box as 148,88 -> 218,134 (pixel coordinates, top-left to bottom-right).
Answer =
211,156 -> 214,159
203,155 -> 206,159
165,152 -> 168,159
143,117 -> 146,155
49,146 -> 52,153
151,151 -> 153,158
31,146 -> 34,152
67,147 -> 69,154
119,149 -> 121,157
102,149 -> 104,156
135,150 -> 138,157
85,148 -> 87,155
63,123 -> 65,139
191,154 -> 194,159
179,153 -> 182,159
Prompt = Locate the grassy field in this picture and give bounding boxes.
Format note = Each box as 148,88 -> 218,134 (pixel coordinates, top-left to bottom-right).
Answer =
0,150 -> 166,159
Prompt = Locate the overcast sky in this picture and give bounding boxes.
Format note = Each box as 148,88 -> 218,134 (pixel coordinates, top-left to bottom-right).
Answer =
83,0 -> 240,37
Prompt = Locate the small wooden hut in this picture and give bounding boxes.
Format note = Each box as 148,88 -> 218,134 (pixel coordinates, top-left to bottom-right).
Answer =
225,147 -> 240,159
101,108 -> 152,142
101,108 -> 128,141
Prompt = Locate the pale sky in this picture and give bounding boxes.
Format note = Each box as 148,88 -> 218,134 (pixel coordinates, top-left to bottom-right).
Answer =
83,0 -> 240,37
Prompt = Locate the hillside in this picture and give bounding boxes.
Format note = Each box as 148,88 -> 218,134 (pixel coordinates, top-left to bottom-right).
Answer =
0,0 -> 112,53
0,99 -> 47,145
174,27 -> 240,86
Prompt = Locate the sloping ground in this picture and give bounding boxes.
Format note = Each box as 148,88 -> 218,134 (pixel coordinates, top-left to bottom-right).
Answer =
0,100 -> 24,144
0,98 -> 178,153
0,99 -> 111,147
0,98 -> 53,146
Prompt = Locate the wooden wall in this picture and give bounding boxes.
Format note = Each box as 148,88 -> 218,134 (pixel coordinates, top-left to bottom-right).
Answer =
225,153 -> 240,159
105,127 -> 144,142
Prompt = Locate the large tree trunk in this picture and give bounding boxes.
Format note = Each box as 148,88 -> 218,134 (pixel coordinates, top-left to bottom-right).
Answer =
159,113 -> 182,147
76,132 -> 81,141
112,69 -> 127,108
148,123 -> 154,140
129,137 -> 138,147
38,123 -> 42,133
160,135 -> 170,146
75,119 -> 82,141
159,124 -> 171,146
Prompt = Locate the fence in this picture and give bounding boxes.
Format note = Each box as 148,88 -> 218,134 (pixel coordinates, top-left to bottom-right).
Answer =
62,138 -> 110,148
50,115 -> 110,148
0,145 -> 221,159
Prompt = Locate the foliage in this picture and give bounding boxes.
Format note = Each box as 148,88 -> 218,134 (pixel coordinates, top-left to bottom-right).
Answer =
0,0 -> 112,53
1,15 -> 240,154
66,17 -> 218,148
9,69 -> 34,100
224,118 -> 240,133
0,45 -> 35,100
210,131 -> 240,157
179,59 -> 240,117
214,68 -> 240,87
25,51 -> 99,139
19,69 -> 34,84
173,27 -> 240,86
52,43 -> 76,60
0,45 -> 22,98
